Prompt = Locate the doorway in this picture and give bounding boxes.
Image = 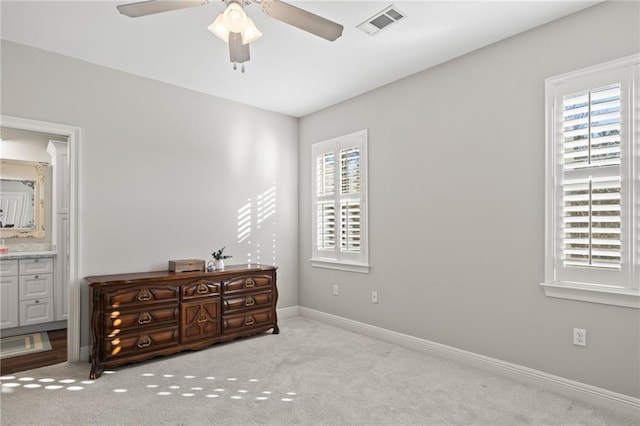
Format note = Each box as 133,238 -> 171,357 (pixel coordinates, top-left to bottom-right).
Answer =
0,115 -> 79,364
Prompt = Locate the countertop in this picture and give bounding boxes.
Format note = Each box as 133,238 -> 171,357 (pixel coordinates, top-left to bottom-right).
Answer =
0,251 -> 57,260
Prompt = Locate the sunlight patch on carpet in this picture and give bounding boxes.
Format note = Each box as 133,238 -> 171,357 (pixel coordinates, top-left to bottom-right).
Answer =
0,370 -> 298,403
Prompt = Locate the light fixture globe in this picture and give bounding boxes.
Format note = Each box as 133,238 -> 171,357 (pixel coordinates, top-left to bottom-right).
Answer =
241,17 -> 262,44
223,1 -> 248,33
207,14 -> 229,42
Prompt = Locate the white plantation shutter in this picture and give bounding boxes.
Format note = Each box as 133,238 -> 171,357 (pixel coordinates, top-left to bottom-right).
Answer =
561,84 -> 622,271
562,85 -> 621,170
316,151 -> 336,251
341,199 -> 361,253
316,201 -> 336,251
340,146 -> 362,253
562,178 -> 621,269
544,55 -> 639,303
312,130 -> 369,272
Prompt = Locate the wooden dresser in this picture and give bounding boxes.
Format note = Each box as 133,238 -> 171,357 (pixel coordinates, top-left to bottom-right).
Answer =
86,264 -> 278,379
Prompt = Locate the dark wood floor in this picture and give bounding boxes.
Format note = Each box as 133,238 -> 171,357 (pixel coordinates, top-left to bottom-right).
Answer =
0,329 -> 67,375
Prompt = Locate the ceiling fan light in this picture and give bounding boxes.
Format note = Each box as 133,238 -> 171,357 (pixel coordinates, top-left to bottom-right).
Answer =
208,14 -> 229,42
241,17 -> 262,45
223,2 -> 248,33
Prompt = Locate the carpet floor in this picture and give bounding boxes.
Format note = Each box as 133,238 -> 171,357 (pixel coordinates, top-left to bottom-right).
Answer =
0,316 -> 636,425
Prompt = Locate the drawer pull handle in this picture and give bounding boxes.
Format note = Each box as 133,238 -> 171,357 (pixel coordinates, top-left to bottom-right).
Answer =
138,312 -> 152,324
245,279 -> 255,288
35,275 -> 39,279
245,317 -> 255,326
34,259 -> 39,263
196,283 -> 209,294
137,336 -> 152,348
245,297 -> 255,307
197,315 -> 208,324
137,289 -> 152,301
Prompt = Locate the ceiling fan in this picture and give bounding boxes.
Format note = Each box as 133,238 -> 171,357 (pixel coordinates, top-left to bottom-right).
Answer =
116,0 -> 344,72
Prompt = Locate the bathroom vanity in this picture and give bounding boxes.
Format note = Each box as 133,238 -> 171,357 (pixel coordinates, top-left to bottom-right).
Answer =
0,252 -> 58,329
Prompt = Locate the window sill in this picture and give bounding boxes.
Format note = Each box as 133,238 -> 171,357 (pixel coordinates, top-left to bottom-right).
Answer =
311,259 -> 370,274
540,282 -> 640,309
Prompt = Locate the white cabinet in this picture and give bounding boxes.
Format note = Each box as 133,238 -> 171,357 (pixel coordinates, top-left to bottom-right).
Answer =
48,141 -> 69,321
0,260 -> 19,329
0,257 -> 55,329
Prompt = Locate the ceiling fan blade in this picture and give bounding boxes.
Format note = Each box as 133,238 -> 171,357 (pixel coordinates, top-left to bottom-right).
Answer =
117,0 -> 209,18
261,0 -> 343,42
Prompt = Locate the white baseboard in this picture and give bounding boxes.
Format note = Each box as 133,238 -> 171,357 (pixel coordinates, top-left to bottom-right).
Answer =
79,345 -> 90,362
299,306 -> 640,419
277,305 -> 300,319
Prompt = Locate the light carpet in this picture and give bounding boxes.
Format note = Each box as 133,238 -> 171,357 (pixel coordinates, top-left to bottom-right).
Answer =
0,332 -> 51,360
0,317 -> 636,425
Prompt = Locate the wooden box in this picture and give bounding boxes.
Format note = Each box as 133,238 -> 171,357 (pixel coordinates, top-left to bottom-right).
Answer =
168,259 -> 205,273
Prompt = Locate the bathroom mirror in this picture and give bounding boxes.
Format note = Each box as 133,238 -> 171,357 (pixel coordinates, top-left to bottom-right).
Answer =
0,160 -> 46,238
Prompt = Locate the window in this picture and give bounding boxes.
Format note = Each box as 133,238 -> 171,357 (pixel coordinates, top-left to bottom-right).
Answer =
542,54 -> 639,308
311,130 -> 369,273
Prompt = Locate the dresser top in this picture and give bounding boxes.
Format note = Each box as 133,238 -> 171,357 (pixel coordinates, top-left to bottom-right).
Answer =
85,264 -> 277,287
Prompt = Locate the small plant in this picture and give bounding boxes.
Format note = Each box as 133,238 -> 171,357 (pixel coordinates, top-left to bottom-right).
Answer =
211,246 -> 232,261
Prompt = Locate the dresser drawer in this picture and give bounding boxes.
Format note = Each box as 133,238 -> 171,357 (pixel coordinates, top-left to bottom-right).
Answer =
105,306 -> 179,335
103,284 -> 179,310
181,278 -> 220,300
19,258 -> 54,275
222,309 -> 273,335
223,291 -> 272,314
19,274 -> 54,300
105,327 -> 179,360
0,260 -> 19,276
222,274 -> 272,295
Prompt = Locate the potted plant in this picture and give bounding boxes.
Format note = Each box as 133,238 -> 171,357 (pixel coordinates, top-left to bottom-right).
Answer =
211,246 -> 232,270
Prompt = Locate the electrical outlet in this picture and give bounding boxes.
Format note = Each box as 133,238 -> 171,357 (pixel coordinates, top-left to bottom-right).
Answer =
371,291 -> 378,304
333,285 -> 339,296
573,328 -> 587,347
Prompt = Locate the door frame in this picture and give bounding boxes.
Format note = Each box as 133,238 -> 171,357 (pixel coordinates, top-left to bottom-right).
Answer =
1,115 -> 80,362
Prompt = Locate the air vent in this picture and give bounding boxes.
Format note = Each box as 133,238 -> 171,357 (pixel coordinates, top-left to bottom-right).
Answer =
357,5 -> 405,36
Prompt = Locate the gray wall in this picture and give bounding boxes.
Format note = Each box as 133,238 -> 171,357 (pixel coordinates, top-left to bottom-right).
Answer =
1,40 -> 299,347
298,1 -> 640,398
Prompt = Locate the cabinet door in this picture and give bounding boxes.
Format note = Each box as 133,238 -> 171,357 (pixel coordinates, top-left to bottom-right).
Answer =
0,276 -> 19,329
180,299 -> 220,343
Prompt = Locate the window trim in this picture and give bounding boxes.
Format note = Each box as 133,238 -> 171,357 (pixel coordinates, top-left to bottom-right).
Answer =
542,54 -> 639,309
310,129 -> 370,273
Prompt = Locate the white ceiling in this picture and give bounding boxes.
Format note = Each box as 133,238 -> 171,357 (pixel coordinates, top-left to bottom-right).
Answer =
1,0 -> 601,117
